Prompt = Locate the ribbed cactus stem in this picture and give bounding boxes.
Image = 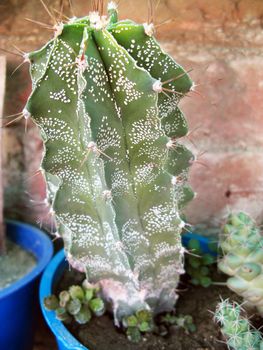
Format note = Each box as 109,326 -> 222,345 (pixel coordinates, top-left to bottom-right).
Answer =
218,212 -> 263,315
26,2 -> 193,324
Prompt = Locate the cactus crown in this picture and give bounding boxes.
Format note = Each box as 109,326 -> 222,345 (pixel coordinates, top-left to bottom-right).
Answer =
26,1 -> 194,323
218,212 -> 263,315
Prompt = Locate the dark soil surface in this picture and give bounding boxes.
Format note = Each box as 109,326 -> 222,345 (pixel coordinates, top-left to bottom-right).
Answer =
57,268 -> 241,350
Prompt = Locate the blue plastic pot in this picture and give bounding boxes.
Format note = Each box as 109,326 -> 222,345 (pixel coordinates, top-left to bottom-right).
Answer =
0,220 -> 53,350
40,250 -> 88,350
40,233 -> 214,350
182,232 -> 218,256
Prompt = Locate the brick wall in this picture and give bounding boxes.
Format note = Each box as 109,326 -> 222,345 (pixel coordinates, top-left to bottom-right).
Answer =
1,0 -> 263,230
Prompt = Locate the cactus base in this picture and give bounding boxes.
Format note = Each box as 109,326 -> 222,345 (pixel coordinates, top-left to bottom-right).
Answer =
40,249 -> 240,350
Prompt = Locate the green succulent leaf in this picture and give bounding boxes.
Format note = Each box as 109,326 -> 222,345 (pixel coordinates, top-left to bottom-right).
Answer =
74,305 -> 92,324
44,295 -> 59,311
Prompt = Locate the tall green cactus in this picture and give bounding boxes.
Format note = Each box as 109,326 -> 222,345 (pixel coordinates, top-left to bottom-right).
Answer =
218,212 -> 263,316
25,1 -> 194,324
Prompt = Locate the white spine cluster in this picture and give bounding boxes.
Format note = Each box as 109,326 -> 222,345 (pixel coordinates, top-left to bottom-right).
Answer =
54,22 -> 64,39
22,108 -> 31,120
166,139 -> 175,149
108,1 -> 118,11
152,80 -> 163,93
89,12 -> 109,30
143,23 -> 155,36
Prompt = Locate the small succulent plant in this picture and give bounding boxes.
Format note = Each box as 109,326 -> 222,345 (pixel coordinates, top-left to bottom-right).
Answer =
218,212 -> 263,315
161,313 -> 196,334
184,237 -> 217,287
26,0 -> 195,334
44,280 -> 105,325
215,299 -> 263,350
122,309 -> 154,342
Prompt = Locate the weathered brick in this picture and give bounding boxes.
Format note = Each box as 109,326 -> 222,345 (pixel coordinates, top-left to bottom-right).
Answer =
172,49 -> 263,151
1,0 -> 263,46
1,0 -> 263,229
185,152 -> 263,224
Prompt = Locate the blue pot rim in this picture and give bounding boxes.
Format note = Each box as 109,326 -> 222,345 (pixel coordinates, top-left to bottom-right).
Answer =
0,220 -> 53,300
40,250 -> 88,350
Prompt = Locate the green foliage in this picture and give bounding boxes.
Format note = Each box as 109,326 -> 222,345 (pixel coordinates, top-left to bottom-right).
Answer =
215,299 -> 263,350
27,1 -> 193,324
122,309 -> 154,342
67,298 -> 82,315
126,327 -> 142,343
218,212 -> 263,315
44,295 -> 59,311
44,282 -> 105,325
55,307 -> 71,322
59,290 -> 70,307
123,315 -> 138,328
69,285 -> 85,301
184,238 -> 216,287
89,297 -> 105,316
75,305 -> 92,325
161,313 -> 196,333
84,289 -> 94,302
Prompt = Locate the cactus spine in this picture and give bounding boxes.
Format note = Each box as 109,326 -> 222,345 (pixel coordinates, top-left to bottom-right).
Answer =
215,299 -> 263,350
218,212 -> 263,315
26,2 -> 193,324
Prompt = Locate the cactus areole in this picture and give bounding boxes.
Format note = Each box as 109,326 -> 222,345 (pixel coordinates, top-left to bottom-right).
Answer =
26,2 -> 194,325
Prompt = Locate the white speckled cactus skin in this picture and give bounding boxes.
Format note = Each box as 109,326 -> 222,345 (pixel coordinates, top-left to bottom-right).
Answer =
25,3 -> 194,323
219,212 -> 263,316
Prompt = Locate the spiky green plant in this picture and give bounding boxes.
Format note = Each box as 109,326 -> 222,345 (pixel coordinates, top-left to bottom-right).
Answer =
214,299 -> 263,350
25,1 -> 195,327
218,212 -> 263,315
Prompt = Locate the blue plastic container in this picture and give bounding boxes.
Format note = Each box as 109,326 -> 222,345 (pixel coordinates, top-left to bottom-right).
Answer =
0,220 -> 53,350
182,232 -> 218,256
40,250 -> 87,350
40,233 -> 214,350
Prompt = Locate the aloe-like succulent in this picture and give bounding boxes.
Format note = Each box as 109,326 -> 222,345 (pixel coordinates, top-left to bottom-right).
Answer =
215,299 -> 263,350
26,1 -> 194,326
218,212 -> 263,315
